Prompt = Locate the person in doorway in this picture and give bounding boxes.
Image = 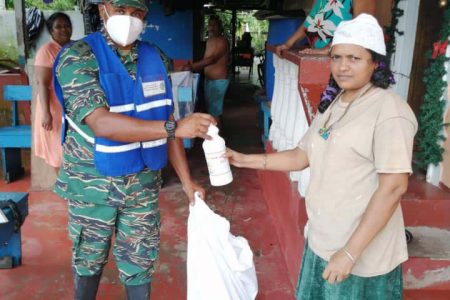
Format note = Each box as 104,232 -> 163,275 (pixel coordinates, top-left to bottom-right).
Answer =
237,32 -> 254,52
53,0 -> 215,299
181,15 -> 230,127
227,14 -> 416,299
33,12 -> 72,173
275,0 -> 376,57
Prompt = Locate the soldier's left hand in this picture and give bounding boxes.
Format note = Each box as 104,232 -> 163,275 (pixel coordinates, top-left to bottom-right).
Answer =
183,180 -> 205,205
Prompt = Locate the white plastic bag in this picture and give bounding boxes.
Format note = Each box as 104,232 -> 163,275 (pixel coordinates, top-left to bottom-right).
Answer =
187,193 -> 258,300
169,71 -> 200,120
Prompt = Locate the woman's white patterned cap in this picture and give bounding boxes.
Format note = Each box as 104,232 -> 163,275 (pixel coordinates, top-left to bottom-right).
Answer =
331,14 -> 386,55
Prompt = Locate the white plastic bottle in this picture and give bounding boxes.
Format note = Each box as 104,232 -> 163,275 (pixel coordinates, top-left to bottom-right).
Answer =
202,125 -> 233,186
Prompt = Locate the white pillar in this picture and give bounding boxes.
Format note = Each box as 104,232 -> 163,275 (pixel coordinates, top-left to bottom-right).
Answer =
390,0 -> 420,100
278,61 -> 291,150
290,94 -> 310,182
283,61 -> 298,150
269,56 -> 283,148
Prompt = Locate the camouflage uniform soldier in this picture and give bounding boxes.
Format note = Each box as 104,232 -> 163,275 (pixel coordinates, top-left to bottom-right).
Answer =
53,0 -> 215,299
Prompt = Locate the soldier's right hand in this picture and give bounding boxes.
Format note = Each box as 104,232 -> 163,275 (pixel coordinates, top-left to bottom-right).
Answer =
176,113 -> 216,140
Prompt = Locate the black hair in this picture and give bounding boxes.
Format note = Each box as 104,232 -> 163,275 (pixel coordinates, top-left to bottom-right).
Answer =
318,50 -> 396,113
46,12 -> 72,34
369,50 -> 396,89
318,76 -> 341,113
208,14 -> 223,32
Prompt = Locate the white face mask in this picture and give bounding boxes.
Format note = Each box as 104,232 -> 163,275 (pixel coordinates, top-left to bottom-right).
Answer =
103,6 -> 144,47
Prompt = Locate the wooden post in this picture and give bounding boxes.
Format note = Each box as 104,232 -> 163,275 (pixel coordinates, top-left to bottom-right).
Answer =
14,0 -> 28,67
231,9 -> 237,73
193,0 -> 203,61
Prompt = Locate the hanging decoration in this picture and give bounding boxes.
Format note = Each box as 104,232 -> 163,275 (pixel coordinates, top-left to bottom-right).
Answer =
384,0 -> 404,59
415,7 -> 450,171
433,40 -> 449,59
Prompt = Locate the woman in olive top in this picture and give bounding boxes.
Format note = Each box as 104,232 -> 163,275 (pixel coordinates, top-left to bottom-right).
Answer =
228,14 -> 416,300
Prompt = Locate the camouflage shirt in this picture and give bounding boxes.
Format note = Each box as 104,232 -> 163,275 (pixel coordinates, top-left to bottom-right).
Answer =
54,29 -> 164,206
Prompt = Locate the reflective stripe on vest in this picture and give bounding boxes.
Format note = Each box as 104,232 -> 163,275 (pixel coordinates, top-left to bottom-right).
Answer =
110,103 -> 135,113
142,138 -> 167,148
136,99 -> 172,112
66,115 -> 167,152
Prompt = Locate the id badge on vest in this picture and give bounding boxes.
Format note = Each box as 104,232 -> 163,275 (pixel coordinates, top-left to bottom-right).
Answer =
142,75 -> 166,98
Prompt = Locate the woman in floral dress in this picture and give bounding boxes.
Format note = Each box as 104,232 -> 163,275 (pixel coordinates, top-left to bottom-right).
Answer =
275,0 -> 375,56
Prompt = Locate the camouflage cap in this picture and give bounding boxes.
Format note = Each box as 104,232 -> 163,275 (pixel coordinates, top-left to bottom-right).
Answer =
107,0 -> 148,11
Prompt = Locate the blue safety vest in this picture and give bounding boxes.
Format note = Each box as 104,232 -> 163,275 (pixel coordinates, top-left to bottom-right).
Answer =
53,32 -> 173,176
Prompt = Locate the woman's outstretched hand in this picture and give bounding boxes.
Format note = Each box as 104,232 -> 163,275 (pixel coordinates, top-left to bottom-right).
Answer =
226,148 -> 246,168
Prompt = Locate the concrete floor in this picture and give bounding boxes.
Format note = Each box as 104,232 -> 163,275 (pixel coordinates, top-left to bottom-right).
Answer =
407,227 -> 450,260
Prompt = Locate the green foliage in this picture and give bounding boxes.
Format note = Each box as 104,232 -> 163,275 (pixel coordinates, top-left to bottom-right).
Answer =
0,40 -> 19,69
206,10 -> 268,53
236,11 -> 268,53
5,0 -> 76,10
0,43 -> 19,62
415,7 -> 450,170
384,0 -> 404,60
5,0 -> 14,9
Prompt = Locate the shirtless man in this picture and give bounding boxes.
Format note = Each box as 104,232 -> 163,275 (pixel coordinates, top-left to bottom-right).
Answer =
183,15 -> 229,125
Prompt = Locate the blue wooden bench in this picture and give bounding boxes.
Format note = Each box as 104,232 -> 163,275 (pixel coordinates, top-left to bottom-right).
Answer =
260,100 -> 271,146
254,92 -> 271,146
0,85 -> 32,183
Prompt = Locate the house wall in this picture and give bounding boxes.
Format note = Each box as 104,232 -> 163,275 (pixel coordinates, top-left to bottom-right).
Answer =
142,2 -> 193,60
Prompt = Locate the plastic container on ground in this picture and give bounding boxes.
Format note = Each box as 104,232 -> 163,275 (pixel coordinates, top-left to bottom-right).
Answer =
169,71 -> 200,148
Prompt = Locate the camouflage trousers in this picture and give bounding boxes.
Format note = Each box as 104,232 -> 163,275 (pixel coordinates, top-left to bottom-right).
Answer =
68,197 -> 161,286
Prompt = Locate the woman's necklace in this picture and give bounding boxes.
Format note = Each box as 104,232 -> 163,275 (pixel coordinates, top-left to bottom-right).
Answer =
318,84 -> 373,140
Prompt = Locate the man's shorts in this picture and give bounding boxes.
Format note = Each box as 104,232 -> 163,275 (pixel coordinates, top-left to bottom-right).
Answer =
204,78 -> 230,117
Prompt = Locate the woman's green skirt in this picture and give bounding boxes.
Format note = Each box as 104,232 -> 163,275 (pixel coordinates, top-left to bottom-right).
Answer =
296,244 -> 403,300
